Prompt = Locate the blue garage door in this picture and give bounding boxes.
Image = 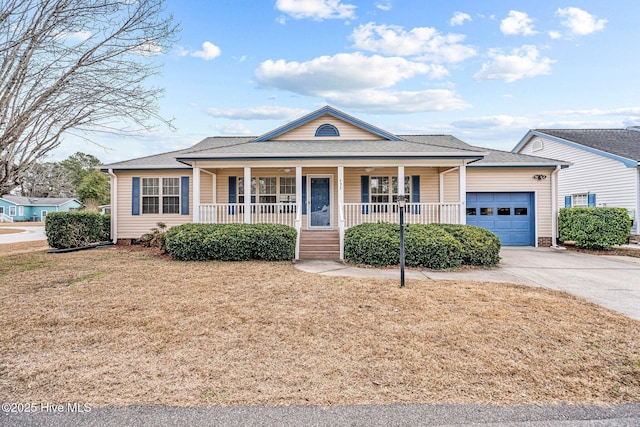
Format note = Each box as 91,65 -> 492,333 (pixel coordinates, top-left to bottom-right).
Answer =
466,192 -> 535,246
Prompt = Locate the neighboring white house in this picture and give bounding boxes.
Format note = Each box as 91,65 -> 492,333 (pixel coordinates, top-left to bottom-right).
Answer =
513,128 -> 640,234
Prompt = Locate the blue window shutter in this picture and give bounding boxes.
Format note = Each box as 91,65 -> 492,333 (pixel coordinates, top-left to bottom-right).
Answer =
588,193 -> 596,207
228,176 -> 236,215
564,196 -> 572,208
302,176 -> 307,215
181,176 -> 189,215
411,176 -> 420,214
361,176 -> 369,214
132,177 -> 140,215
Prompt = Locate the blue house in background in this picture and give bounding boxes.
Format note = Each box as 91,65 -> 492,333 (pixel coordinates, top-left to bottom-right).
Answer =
0,195 -> 82,222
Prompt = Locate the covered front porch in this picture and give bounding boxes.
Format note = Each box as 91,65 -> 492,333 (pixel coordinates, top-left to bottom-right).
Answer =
190,164 -> 469,260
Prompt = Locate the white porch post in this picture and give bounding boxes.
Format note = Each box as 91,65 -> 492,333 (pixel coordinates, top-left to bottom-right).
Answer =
338,166 -> 345,260
193,167 -> 200,223
211,172 -> 217,223
295,166 -> 302,259
459,163 -> 467,224
397,166 -> 405,199
244,166 -> 251,224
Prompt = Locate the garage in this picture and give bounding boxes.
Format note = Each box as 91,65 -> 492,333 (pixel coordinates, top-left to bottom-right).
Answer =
466,192 -> 535,246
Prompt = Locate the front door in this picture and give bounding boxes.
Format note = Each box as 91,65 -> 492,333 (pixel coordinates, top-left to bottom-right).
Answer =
308,176 -> 332,228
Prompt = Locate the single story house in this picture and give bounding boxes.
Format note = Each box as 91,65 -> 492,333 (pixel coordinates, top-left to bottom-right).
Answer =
513,128 -> 640,234
0,195 -> 82,222
102,106 -> 568,259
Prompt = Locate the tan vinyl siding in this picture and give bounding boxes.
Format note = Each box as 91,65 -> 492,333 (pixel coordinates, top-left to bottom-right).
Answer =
467,168 -> 554,239
273,116 -> 380,140
442,168 -> 460,203
116,171 -> 193,239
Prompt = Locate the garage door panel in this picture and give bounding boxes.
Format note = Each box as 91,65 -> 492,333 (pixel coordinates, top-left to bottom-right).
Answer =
466,192 -> 534,246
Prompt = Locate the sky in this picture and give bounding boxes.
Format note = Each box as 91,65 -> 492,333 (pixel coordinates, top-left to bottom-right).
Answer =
54,0 -> 640,164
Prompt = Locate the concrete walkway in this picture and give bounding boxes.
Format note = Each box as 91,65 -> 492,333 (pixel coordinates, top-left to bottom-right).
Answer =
295,247 -> 640,321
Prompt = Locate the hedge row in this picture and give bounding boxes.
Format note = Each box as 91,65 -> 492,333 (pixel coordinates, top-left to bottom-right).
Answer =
559,207 -> 632,249
344,222 -> 501,269
164,223 -> 296,261
46,212 -> 111,249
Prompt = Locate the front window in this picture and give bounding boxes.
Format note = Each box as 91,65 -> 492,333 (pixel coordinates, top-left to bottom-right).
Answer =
370,176 -> 411,212
142,177 -> 181,214
9,206 -> 16,216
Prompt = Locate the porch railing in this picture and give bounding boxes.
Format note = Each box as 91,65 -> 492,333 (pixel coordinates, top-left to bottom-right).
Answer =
342,202 -> 461,228
0,213 -> 13,223
199,203 -> 297,227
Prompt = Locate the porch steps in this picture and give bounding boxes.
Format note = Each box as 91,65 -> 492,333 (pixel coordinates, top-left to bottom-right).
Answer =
298,230 -> 340,260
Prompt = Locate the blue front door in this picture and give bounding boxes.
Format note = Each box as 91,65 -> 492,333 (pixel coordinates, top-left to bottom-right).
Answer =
466,192 -> 535,246
309,177 -> 331,228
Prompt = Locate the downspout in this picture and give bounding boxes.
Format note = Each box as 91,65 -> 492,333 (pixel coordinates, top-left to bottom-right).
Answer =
108,169 -> 118,244
550,166 -> 560,248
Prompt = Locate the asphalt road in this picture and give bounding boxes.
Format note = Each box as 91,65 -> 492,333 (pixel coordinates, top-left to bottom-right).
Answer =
3,403 -> 640,426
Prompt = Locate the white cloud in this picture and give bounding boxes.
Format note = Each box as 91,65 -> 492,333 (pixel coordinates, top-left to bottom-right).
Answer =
191,41 -> 222,60
375,1 -> 392,11
451,115 -> 533,129
64,30 -> 92,43
556,7 -> 606,36
211,123 -> 253,136
542,107 -> 640,117
326,88 -> 470,113
473,45 -> 555,83
548,30 -> 562,40
133,40 -> 163,56
450,12 -> 471,26
500,10 -> 537,36
255,52 -> 469,113
351,22 -> 476,63
256,53 -> 442,94
206,106 -> 310,120
275,0 -> 356,21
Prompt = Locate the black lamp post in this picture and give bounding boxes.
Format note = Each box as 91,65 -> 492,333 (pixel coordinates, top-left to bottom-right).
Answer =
398,196 -> 406,288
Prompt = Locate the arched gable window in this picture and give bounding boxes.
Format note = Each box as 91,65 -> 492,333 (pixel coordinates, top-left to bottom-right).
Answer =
315,123 -> 340,137
532,139 -> 544,152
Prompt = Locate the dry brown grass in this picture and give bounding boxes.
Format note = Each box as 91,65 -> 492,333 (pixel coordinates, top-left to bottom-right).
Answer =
0,241 -> 50,256
0,228 -> 23,235
1,247 -> 639,407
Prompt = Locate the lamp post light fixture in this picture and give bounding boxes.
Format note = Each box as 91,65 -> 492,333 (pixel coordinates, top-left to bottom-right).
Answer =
398,196 -> 407,288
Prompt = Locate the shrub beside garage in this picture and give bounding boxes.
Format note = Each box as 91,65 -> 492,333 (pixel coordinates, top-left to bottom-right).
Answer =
344,222 -> 501,270
559,207 -> 632,249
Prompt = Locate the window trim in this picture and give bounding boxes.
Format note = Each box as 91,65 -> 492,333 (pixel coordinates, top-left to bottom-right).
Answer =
238,176 -> 297,205
369,175 -> 412,204
9,206 -> 16,216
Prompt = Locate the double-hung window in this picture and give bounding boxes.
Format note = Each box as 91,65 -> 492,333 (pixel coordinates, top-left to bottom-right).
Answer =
9,206 -> 16,216
573,193 -> 588,207
142,177 -> 180,214
279,177 -> 296,213
371,176 -> 411,212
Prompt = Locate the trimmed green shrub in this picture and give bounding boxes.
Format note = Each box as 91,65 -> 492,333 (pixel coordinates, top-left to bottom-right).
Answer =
344,222 -> 400,267
434,224 -> 501,266
164,223 -> 296,261
559,207 -> 632,249
101,214 -> 111,241
345,222 -> 465,269
405,224 -> 463,269
46,211 -> 110,249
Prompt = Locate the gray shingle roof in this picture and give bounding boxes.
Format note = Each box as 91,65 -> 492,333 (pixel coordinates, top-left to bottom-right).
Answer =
101,134 -> 566,169
534,129 -> 640,161
177,136 -> 485,159
1,195 -> 79,206
470,148 -> 570,167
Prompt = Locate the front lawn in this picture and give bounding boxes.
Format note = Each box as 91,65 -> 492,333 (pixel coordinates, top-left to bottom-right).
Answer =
1,247 -> 639,406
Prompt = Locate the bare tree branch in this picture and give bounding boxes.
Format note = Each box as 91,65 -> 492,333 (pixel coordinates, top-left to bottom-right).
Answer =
0,0 -> 179,193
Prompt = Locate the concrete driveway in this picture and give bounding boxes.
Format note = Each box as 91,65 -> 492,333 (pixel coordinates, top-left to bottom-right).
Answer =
0,226 -> 46,244
295,247 -> 640,321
